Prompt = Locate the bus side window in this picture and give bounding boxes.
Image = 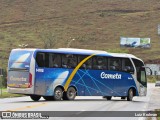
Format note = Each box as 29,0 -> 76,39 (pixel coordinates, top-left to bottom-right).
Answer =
122,58 -> 134,73
36,53 -> 45,67
78,55 -> 92,69
85,59 -> 92,69
45,53 -> 49,68
78,55 -> 86,69
93,56 -> 107,70
108,58 -> 122,71
62,54 -> 77,69
62,55 -> 68,68
70,55 -> 77,68
49,54 -> 61,68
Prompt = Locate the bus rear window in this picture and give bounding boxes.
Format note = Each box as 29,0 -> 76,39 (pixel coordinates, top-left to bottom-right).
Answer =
9,50 -> 33,70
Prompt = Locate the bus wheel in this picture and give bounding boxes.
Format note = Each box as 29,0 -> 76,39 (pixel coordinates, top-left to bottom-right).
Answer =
121,97 -> 126,100
63,87 -> 76,100
43,96 -> 54,101
53,87 -> 63,100
127,88 -> 134,101
30,95 -> 41,101
106,96 -> 112,100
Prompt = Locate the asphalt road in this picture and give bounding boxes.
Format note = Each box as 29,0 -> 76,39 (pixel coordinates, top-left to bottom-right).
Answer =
0,83 -> 160,120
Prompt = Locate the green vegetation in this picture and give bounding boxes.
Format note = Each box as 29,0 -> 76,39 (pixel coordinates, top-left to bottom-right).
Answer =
107,48 -> 129,53
147,76 -> 157,83
0,0 -> 160,69
0,88 -> 24,98
155,109 -> 160,120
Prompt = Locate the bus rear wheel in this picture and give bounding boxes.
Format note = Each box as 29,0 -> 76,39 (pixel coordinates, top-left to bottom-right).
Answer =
43,96 -> 54,101
63,87 -> 76,100
127,88 -> 134,101
103,96 -> 112,100
53,87 -> 63,101
30,95 -> 41,101
106,96 -> 112,100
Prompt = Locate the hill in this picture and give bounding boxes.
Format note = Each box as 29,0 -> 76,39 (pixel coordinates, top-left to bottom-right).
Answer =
0,0 -> 160,68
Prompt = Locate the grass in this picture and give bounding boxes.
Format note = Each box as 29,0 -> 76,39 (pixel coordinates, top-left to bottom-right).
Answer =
155,109 -> 160,120
0,88 -> 24,98
146,109 -> 160,120
147,76 -> 157,83
0,0 -> 160,68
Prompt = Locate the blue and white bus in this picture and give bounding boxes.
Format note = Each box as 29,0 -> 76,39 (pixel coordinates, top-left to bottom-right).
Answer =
7,48 -> 147,101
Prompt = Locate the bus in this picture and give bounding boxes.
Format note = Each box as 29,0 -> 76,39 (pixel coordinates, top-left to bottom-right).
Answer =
7,48 -> 147,101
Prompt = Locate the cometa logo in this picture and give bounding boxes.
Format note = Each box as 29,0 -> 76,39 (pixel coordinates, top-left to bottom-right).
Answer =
10,76 -> 27,81
101,72 -> 122,79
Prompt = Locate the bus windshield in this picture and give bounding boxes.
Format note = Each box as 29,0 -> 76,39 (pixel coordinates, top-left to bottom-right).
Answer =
132,58 -> 147,87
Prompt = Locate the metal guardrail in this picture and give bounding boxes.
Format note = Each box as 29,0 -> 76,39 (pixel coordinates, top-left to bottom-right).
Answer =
155,75 -> 160,87
155,81 -> 160,86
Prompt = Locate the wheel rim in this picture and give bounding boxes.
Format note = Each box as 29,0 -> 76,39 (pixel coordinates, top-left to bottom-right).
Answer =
68,89 -> 76,99
129,89 -> 133,100
55,89 -> 62,99
68,90 -> 75,98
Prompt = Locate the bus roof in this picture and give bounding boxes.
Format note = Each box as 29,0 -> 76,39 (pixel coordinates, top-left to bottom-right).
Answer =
12,48 -> 142,61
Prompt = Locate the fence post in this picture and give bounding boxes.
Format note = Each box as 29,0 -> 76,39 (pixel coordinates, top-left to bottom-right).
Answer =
0,68 -> 3,96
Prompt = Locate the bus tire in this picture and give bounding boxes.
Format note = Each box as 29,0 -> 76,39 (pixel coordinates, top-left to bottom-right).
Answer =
127,88 -> 134,101
43,96 -> 54,101
121,97 -> 126,100
53,87 -> 63,101
30,95 -> 41,101
63,87 -> 76,100
106,96 -> 112,100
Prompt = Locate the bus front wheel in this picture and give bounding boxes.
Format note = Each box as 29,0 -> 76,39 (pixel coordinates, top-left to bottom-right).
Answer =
30,95 -> 41,101
63,87 -> 76,100
53,87 -> 63,100
127,88 -> 134,101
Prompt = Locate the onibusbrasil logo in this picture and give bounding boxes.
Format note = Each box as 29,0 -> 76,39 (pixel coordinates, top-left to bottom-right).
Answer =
1,112 -> 49,119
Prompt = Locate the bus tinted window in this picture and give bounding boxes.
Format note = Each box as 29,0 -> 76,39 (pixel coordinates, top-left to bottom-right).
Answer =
62,54 -> 77,68
36,52 -> 45,67
49,53 -> 61,68
93,56 -> 107,70
45,53 -> 49,67
122,58 -> 134,73
108,58 -> 122,71
132,58 -> 144,72
78,56 -> 92,69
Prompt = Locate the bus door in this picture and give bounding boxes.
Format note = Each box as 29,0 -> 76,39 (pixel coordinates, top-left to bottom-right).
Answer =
34,52 -> 46,95
132,58 -> 147,96
137,67 -> 147,96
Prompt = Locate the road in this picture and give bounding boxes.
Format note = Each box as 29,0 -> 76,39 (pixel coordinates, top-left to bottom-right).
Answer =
0,83 -> 160,120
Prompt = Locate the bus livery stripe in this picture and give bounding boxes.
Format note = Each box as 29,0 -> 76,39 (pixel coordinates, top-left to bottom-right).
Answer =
64,54 -> 96,91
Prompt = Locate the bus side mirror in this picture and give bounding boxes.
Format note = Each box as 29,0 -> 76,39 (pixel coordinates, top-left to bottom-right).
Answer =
142,66 -> 152,75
